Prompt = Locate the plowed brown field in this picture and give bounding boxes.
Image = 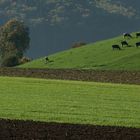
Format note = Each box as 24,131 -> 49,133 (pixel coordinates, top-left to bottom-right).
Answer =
0,68 -> 140,84
0,119 -> 140,140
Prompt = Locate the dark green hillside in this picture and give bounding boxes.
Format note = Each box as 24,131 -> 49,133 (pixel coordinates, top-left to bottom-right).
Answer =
19,33 -> 140,70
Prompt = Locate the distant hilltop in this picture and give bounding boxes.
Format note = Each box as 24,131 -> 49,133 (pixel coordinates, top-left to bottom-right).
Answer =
1,0 -> 140,58
0,0 -> 138,26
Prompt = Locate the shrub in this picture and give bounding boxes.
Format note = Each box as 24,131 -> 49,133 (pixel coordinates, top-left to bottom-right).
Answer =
72,42 -> 87,48
1,55 -> 19,67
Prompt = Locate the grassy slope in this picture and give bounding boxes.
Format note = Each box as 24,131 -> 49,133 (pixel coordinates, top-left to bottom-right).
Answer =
0,76 -> 140,128
20,32 -> 140,70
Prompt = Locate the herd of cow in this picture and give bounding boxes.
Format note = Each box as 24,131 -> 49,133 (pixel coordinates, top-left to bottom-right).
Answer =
112,32 -> 140,50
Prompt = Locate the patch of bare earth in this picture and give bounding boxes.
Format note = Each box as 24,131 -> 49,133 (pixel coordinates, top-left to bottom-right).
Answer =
0,68 -> 140,85
0,119 -> 140,140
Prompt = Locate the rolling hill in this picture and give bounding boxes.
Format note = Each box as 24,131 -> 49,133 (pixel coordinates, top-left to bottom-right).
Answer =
19,32 -> 140,70
1,0 -> 140,58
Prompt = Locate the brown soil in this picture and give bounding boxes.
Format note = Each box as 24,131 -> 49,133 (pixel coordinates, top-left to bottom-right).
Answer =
0,119 -> 140,140
0,68 -> 140,85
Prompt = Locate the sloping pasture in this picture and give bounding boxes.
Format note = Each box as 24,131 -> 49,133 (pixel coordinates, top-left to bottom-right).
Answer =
19,32 -> 140,70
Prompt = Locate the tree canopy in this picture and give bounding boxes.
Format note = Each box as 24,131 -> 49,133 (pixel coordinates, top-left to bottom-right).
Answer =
0,19 -> 30,66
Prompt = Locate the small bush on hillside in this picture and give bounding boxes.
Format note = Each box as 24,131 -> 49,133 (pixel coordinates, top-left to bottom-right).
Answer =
72,42 -> 87,48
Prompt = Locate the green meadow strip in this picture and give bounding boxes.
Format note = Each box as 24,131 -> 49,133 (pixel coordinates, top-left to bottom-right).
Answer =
0,76 -> 140,128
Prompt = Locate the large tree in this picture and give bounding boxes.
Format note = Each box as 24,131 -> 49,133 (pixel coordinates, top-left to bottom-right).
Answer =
0,19 -> 30,66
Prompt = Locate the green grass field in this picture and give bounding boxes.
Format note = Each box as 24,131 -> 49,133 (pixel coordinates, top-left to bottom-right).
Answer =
0,76 -> 140,128
19,32 -> 140,70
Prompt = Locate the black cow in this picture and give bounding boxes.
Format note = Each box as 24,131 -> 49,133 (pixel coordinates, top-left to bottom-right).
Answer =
45,57 -> 50,63
112,45 -> 121,50
123,33 -> 132,39
136,32 -> 140,38
136,42 -> 140,48
121,41 -> 129,47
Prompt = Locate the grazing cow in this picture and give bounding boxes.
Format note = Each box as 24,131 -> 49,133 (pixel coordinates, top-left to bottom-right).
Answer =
136,32 -> 140,38
121,41 -> 129,47
136,42 -> 140,48
112,45 -> 121,50
123,33 -> 132,39
45,57 -> 50,63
